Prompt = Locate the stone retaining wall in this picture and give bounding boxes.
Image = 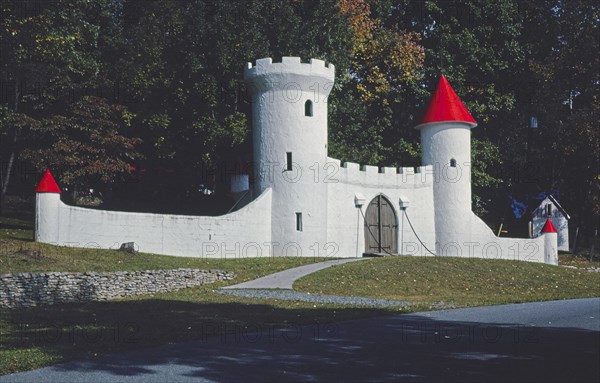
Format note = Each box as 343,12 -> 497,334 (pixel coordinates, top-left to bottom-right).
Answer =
0,268 -> 235,309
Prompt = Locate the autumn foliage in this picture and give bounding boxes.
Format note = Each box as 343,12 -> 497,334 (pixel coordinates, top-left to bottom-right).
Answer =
19,97 -> 142,186
337,0 -> 424,104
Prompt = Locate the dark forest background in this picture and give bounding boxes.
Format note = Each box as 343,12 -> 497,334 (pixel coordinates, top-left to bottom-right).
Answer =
1,0 -> 598,248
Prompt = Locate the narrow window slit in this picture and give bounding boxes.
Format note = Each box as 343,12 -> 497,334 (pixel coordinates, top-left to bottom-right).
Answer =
305,100 -> 313,116
286,152 -> 293,171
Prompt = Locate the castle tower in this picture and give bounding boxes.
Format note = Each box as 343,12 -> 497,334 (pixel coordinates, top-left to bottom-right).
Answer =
244,57 -> 335,256
35,169 -> 61,244
415,75 -> 477,256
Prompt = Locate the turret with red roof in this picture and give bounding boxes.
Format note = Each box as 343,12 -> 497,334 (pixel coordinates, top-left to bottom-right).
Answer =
35,169 -> 61,194
415,75 -> 477,129
416,75 -> 477,257
34,169 -> 61,243
541,218 -> 558,264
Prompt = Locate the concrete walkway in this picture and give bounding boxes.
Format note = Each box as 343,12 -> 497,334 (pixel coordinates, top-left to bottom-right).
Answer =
221,258 -> 367,289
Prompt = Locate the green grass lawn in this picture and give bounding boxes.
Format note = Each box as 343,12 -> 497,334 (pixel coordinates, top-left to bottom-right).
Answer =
558,252 -> 600,268
1,213 -> 374,375
295,256 -> 600,307
0,243 -> 356,375
1,259 -> 381,376
1,209 -> 600,376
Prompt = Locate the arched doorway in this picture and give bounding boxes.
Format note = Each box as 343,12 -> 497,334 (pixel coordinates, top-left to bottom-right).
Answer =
364,195 -> 398,254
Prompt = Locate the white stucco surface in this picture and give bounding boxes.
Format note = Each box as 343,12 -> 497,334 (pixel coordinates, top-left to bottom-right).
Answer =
34,57 -> 558,265
36,189 -> 272,258
544,232 -> 559,264
468,212 -> 552,264
35,193 -> 60,244
245,57 -> 334,256
419,122 -> 474,257
325,158 -> 437,257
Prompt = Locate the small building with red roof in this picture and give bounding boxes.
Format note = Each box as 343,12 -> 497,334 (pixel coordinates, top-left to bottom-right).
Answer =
531,195 -> 570,251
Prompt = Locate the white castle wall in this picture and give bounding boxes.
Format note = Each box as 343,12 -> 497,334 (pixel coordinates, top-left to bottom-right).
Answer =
467,213 -> 551,263
326,158 -> 437,257
35,189 -> 272,258
245,57 -> 334,256
417,121 -> 554,264
543,231 -> 559,265
33,56 -> 558,265
419,122 -> 473,257
35,193 -> 61,244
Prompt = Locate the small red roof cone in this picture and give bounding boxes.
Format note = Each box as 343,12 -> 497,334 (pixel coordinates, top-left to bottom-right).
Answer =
541,218 -> 558,234
415,75 -> 477,129
35,169 -> 61,193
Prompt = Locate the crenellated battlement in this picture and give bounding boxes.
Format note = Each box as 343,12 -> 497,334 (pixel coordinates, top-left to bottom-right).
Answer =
244,57 -> 335,95
327,158 -> 433,188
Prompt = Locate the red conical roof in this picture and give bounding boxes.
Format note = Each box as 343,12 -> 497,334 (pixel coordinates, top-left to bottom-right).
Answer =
35,169 -> 61,193
541,218 -> 557,234
415,75 -> 477,129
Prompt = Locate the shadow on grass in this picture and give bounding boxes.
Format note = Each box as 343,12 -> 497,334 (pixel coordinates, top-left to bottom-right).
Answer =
0,217 -> 34,241
1,298 -> 599,382
0,297 -> 391,375
0,209 -> 34,223
0,223 -> 33,232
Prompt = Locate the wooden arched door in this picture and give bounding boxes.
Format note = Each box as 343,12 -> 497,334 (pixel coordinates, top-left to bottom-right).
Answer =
364,195 -> 398,254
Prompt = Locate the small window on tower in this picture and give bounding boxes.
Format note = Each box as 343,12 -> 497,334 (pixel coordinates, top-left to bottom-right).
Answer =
305,100 -> 313,117
546,203 -> 552,217
450,158 -> 457,167
296,212 -> 303,231
286,152 -> 293,171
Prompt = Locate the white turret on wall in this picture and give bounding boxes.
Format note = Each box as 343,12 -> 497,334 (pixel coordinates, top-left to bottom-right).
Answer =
414,75 -> 557,264
244,57 -> 334,256
34,169 -> 62,243
415,75 -> 477,257
541,218 -> 559,264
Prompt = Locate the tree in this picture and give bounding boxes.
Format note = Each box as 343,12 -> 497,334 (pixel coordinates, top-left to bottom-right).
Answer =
338,0 -> 424,105
117,0 -> 353,196
330,0 -> 425,166
508,0 -> 599,241
0,106 -> 40,204
0,0 -> 122,210
3,0 -> 593,231
387,0 -> 526,216
19,96 -> 142,192
327,1 -> 518,215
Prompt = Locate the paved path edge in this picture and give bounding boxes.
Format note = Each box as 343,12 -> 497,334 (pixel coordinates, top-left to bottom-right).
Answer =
221,258 -> 367,289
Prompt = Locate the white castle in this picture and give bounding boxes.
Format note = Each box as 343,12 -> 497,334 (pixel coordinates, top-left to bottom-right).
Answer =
35,57 -> 559,264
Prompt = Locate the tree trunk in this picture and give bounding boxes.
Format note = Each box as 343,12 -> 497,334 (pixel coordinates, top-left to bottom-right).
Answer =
0,77 -> 20,216
591,229 -> 597,262
0,132 -> 17,212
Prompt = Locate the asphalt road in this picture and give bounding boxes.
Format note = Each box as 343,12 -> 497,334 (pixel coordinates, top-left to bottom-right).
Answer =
1,298 -> 599,383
